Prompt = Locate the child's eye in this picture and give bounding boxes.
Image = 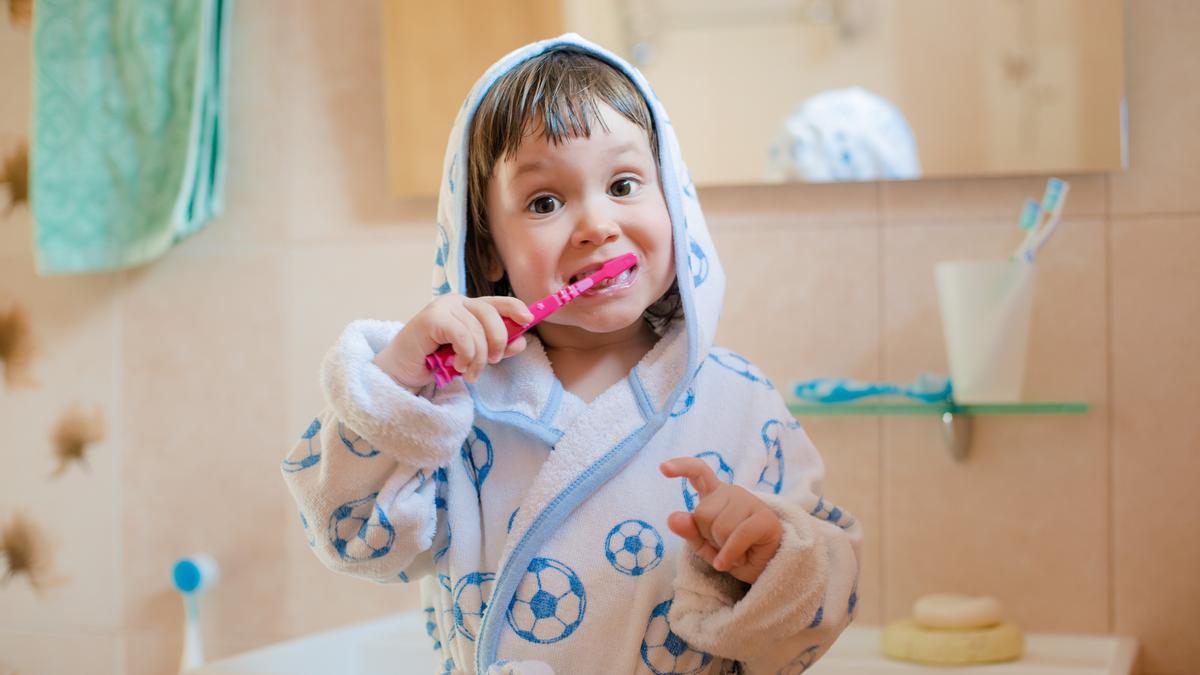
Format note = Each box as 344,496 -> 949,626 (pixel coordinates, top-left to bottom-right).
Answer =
609,178 -> 640,198
528,195 -> 561,215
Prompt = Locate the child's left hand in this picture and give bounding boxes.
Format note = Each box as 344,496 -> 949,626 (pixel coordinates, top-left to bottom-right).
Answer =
660,457 -> 782,584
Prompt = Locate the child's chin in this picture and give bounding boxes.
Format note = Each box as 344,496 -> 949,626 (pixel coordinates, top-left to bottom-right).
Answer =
582,307 -> 651,334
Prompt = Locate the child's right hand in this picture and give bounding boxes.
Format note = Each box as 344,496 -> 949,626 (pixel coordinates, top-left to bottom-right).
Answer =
372,294 -> 535,390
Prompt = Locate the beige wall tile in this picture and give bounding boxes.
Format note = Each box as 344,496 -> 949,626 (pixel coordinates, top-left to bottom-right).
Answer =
0,630 -> 121,675
712,223 -> 880,383
286,1 -> 429,240
1111,217 -> 1200,674
282,235 -> 437,438
191,0 -> 298,246
120,248 -> 289,663
701,181 -> 879,229
0,253 -> 121,633
882,175 -> 1108,223
0,22 -> 30,132
1110,1 -> 1200,216
123,626 -> 179,675
1020,220 -> 1109,401
0,19 -> 33,257
882,413 -> 1109,631
0,210 -> 33,262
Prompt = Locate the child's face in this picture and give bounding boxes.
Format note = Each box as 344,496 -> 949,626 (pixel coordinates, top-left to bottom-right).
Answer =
483,103 -> 675,335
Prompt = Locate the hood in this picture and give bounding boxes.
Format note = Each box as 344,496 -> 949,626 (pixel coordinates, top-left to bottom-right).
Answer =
430,33 -> 725,410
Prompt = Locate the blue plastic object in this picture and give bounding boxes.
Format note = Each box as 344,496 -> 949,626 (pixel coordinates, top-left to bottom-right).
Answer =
172,558 -> 203,593
791,373 -> 953,404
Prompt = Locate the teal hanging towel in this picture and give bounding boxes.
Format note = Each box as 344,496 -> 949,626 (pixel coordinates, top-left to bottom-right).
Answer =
31,0 -> 230,274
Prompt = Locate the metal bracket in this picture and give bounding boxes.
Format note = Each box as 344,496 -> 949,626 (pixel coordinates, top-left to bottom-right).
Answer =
940,408 -> 973,461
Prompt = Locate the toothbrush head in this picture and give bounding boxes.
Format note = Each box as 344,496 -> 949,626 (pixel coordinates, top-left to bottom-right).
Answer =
573,253 -> 638,293
172,554 -> 220,594
1040,177 -> 1066,211
1019,199 -> 1040,231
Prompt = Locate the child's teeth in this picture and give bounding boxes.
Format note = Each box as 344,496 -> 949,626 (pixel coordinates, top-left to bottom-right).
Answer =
582,266 -> 634,292
600,269 -> 631,288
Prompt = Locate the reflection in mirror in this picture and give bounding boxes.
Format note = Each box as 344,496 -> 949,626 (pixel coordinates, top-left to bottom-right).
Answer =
564,0 -> 1126,185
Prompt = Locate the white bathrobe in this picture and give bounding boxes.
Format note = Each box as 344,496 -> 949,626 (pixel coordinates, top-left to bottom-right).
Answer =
282,34 -> 862,675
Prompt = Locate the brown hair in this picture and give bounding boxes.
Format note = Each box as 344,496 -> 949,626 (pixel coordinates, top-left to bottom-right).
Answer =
464,47 -> 682,331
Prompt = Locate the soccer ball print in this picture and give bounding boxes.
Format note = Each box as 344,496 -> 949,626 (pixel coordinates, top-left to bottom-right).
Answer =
327,493 -> 394,561
506,557 -> 587,644
452,571 -> 496,642
605,519 -> 665,576
641,598 -> 712,675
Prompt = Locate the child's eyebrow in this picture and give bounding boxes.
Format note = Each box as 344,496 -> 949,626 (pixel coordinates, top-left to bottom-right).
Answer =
608,141 -> 642,157
511,141 -> 646,179
513,160 -> 550,179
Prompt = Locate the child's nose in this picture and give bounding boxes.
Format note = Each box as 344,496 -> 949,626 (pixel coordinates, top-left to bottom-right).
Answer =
570,202 -> 621,247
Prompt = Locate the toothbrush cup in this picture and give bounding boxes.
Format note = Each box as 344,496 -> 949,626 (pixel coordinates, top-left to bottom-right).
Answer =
934,259 -> 1036,403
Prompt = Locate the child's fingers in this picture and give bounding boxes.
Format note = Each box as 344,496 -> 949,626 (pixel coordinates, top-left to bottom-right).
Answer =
709,499 -> 755,549
692,541 -> 721,568
431,311 -> 476,368
689,489 -> 732,549
474,296 -> 534,364
659,457 -> 720,498
714,511 -> 776,572
503,335 -> 527,358
665,511 -> 704,548
667,512 -> 720,566
448,305 -> 488,381
490,296 -> 535,326
464,300 -> 510,364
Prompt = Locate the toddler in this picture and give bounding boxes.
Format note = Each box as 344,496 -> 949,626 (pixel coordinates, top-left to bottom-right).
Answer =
283,34 -> 862,675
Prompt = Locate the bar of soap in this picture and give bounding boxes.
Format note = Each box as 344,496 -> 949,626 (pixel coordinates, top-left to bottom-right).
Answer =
913,593 -> 1003,629
881,618 -> 1023,665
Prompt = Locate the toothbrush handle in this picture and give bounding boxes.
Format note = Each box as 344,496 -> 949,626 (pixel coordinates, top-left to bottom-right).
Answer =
423,273 -> 596,386
424,316 -> 525,387
424,294 -> 568,386
180,594 -> 205,670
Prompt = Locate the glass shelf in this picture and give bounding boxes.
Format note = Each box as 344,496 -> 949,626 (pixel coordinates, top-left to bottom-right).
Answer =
787,401 -> 1089,416
787,400 -> 1090,461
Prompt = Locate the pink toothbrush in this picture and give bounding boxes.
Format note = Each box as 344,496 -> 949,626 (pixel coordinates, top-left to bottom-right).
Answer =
425,252 -> 638,386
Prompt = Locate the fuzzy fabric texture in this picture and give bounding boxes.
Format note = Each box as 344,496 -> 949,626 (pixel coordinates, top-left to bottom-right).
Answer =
321,319 -> 474,470
668,491 -> 861,674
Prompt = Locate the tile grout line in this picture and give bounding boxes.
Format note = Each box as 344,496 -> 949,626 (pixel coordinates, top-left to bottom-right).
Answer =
113,270 -> 127,672
1103,174 -> 1117,635
875,179 -> 888,622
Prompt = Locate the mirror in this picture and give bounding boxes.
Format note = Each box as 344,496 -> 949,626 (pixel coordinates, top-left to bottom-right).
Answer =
562,0 -> 1126,185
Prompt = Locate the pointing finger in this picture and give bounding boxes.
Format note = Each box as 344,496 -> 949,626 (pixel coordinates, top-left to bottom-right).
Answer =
660,457 -> 721,498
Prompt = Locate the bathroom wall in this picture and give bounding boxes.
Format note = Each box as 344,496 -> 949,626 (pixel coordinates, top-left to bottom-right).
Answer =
0,1 -> 1195,674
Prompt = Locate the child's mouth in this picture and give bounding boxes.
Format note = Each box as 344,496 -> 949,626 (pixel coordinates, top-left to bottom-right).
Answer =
576,264 -> 638,297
